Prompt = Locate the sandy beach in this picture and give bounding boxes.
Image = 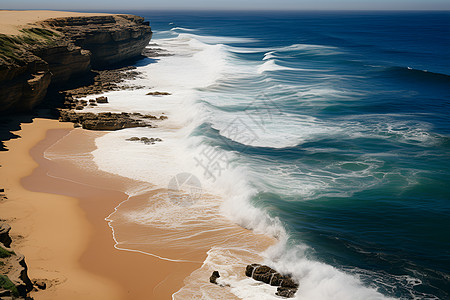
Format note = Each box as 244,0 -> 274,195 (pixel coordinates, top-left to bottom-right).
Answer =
0,118 -> 209,299
0,119 -> 122,299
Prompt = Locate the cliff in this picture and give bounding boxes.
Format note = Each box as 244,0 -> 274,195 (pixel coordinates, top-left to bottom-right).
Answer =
0,14 -> 152,113
0,223 -> 34,299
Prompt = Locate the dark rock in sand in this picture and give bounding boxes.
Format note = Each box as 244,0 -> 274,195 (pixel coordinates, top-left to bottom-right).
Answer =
280,277 -> 299,289
209,271 -> 220,284
96,96 -> 108,103
0,223 -> 12,248
254,265 -> 277,275
33,279 -> 47,290
140,137 -> 153,144
59,110 -> 154,131
245,264 -> 299,298
146,91 -> 171,96
245,263 -> 261,277
126,137 -> 163,144
276,286 -> 297,298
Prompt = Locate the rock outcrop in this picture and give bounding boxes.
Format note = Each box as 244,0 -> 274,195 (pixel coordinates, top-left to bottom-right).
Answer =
209,271 -> 220,284
0,223 -> 12,248
0,222 -> 33,299
126,137 -> 162,144
42,15 -> 151,69
245,264 -> 299,298
0,14 -> 152,113
58,110 -> 166,131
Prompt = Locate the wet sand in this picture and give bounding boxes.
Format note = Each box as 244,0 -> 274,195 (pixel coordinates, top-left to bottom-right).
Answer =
0,119 -> 120,299
0,119 -> 203,299
0,117 -> 276,299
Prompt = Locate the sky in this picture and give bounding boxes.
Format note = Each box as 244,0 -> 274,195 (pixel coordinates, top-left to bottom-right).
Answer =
1,0 -> 450,11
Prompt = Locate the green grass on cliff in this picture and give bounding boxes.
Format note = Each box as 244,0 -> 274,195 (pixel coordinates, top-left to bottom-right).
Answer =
19,27 -> 59,43
0,274 -> 19,297
0,35 -> 21,60
0,27 -> 59,61
0,247 -> 14,258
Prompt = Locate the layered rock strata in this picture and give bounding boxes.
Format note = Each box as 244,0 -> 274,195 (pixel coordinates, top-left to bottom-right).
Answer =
0,14 -> 152,113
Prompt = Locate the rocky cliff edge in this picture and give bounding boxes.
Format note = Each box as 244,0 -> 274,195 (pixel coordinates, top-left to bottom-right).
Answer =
0,14 -> 152,113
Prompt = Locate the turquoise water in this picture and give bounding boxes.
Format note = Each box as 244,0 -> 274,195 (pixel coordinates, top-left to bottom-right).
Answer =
110,11 -> 449,298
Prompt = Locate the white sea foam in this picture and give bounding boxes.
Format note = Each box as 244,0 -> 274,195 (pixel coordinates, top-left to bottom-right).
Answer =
177,32 -> 259,44
263,51 -> 276,60
257,60 -> 296,73
89,30 -> 393,299
170,27 -> 198,32
225,43 -> 339,56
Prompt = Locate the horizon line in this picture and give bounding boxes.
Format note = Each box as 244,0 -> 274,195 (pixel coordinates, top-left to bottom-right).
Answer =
2,8 -> 450,12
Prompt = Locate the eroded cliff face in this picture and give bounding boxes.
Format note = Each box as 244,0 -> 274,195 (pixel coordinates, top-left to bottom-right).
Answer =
0,14 -> 152,113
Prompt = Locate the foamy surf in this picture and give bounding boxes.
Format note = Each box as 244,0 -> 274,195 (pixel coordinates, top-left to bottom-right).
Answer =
80,26 -> 397,299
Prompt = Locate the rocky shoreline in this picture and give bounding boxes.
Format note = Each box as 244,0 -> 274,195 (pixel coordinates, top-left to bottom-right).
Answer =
0,14 -> 152,113
0,12 -> 156,299
209,264 -> 299,298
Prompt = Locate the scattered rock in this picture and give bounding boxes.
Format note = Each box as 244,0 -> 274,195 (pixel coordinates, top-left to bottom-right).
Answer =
280,277 -> 299,289
141,114 -> 168,120
126,137 -> 163,144
59,110 -> 155,131
245,264 -> 298,298
74,105 -> 83,110
143,46 -> 173,58
96,96 -> 108,103
89,99 -> 96,103
245,263 -> 260,277
61,66 -> 142,100
209,271 -> 220,284
276,286 -> 297,298
146,91 -> 171,96
0,223 -> 12,248
33,280 -> 47,290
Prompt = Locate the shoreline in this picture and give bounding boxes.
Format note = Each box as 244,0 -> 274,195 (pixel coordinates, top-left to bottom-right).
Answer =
0,118 -> 121,299
1,10 -> 279,299
0,117 -> 206,299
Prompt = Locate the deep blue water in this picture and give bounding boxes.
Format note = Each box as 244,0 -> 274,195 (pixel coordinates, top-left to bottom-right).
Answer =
117,11 -> 449,299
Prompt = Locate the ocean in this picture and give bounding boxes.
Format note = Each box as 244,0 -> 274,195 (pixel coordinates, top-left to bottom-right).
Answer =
76,11 -> 449,299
